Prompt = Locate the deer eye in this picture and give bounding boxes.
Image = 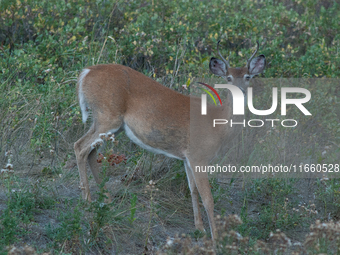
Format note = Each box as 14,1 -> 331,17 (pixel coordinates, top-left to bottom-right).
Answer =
245,76 -> 251,81
227,76 -> 232,82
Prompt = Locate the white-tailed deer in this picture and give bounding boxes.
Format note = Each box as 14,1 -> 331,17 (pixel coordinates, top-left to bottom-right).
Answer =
74,40 -> 266,239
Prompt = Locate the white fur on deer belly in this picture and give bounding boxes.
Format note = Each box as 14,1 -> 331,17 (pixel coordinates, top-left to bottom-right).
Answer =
124,124 -> 181,160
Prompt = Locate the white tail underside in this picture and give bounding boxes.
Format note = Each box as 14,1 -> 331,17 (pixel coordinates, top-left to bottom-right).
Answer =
78,68 -> 91,123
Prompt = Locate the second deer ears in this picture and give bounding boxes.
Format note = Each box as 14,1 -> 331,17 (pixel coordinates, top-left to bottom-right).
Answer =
209,57 -> 227,77
248,54 -> 266,76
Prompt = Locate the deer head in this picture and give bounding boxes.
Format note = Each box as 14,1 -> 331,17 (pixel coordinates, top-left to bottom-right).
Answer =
209,40 -> 266,91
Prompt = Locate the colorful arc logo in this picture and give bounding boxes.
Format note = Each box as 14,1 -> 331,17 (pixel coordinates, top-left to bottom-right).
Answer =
198,82 -> 223,106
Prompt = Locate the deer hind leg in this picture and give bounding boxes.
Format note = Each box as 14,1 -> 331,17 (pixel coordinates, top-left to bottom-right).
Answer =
74,121 -> 122,202
186,158 -> 217,239
184,160 -> 204,231
74,124 -> 97,201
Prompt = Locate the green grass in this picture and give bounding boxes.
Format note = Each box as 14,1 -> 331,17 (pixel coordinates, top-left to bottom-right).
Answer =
1,0 -> 340,253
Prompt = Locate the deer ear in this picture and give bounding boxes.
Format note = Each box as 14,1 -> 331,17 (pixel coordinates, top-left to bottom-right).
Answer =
248,54 -> 266,76
209,57 -> 227,77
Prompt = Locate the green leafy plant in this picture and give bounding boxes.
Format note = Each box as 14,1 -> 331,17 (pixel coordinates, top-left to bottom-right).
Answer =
46,200 -> 86,251
128,194 -> 138,224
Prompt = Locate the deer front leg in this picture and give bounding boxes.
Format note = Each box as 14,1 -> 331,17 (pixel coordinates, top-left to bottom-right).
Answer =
185,161 -> 204,231
186,159 -> 217,240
